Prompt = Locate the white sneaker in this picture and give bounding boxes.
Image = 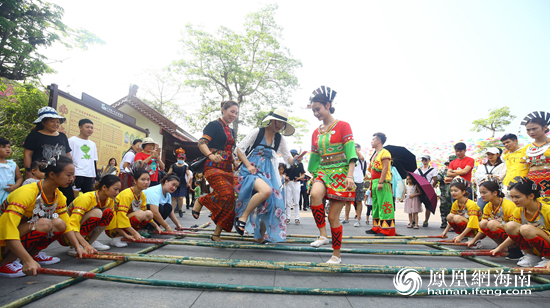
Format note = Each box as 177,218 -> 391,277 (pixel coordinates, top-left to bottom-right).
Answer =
326,256 -> 342,264
535,257 -> 550,268
67,246 -> 77,257
32,252 -> 60,265
91,241 -> 110,251
0,261 -> 26,278
353,221 -> 361,227
469,240 -> 484,249
310,236 -> 330,248
517,254 -> 541,267
110,237 -> 128,248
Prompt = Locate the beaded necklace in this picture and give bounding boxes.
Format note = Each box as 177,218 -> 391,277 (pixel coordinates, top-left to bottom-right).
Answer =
29,181 -> 59,237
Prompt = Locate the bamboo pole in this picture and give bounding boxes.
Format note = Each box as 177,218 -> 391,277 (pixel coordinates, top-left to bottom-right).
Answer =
194,229 -> 445,240
123,238 -> 505,257
164,233 -> 468,246
83,253 -> 550,275
34,267 -> 550,296
0,222 -> 212,308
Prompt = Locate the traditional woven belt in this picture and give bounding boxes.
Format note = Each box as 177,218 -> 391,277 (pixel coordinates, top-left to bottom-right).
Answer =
320,153 -> 347,164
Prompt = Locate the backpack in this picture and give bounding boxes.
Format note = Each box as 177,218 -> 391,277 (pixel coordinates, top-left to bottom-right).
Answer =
245,127 -> 282,156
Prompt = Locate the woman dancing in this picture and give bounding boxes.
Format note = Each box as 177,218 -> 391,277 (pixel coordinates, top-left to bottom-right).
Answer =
234,108 -> 297,243
192,101 -> 239,241
307,86 -> 357,264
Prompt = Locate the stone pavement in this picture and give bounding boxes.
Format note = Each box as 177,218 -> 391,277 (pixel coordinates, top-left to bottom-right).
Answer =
1,201 -> 549,308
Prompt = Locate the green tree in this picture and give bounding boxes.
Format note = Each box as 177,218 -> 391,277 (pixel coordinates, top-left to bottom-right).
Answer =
0,78 -> 48,165
471,107 -> 516,138
0,0 -> 104,81
172,4 -> 302,137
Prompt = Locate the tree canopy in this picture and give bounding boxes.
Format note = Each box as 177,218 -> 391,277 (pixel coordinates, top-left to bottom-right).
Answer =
171,4 -> 302,137
0,78 -> 48,164
0,0 -> 104,81
470,107 -> 516,138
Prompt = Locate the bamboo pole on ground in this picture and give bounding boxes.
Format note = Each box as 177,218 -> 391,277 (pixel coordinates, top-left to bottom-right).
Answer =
83,253 -> 550,275
160,233 -> 468,246
188,229 -> 446,240
123,238 -> 504,257
33,267 -> 550,296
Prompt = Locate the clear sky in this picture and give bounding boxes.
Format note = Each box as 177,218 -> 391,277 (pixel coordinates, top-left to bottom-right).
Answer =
41,0 -> 550,154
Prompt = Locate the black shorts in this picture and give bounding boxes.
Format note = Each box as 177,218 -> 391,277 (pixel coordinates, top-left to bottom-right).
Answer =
74,176 -> 95,193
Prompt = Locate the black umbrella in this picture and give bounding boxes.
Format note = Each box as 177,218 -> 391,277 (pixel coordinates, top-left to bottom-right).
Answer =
383,145 -> 417,179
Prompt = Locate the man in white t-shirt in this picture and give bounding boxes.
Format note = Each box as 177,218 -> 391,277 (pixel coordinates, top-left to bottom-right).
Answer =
414,154 -> 438,227
342,143 -> 366,227
68,119 -> 98,198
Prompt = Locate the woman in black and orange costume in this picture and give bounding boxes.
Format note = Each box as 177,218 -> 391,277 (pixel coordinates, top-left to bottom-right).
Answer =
192,101 -> 239,241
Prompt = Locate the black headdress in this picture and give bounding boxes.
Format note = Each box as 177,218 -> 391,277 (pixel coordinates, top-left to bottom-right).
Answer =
450,177 -> 470,188
521,111 -> 550,126
308,85 -> 337,108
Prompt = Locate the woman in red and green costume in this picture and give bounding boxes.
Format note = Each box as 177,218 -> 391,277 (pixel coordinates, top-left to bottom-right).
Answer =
365,132 -> 395,236
307,86 -> 357,264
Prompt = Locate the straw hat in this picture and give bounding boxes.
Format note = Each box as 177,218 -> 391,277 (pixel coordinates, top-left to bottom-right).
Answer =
140,137 -> 159,149
262,108 -> 295,136
33,107 -> 66,124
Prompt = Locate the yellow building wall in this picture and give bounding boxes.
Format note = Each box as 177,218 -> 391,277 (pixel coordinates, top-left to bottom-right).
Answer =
117,104 -> 164,149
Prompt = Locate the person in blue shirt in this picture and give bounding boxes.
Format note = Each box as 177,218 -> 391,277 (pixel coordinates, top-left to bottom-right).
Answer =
143,174 -> 183,232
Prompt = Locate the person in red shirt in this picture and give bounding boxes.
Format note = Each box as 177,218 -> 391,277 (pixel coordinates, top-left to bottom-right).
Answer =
445,142 -> 475,200
134,138 -> 165,187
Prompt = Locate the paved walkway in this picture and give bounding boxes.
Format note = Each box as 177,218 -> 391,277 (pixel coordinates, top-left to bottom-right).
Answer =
1,201 -> 548,307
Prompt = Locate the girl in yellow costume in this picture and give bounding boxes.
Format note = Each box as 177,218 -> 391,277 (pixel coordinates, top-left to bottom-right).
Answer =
441,178 -> 482,247
492,177 -> 550,268
0,156 -> 83,278
466,180 -> 522,259
59,174 -> 121,255
107,168 -> 154,247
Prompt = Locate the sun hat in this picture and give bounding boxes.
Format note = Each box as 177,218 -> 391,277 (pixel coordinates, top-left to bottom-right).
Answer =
262,108 -> 295,136
176,148 -> 186,158
290,149 -> 298,155
140,137 -> 159,149
33,107 -> 66,124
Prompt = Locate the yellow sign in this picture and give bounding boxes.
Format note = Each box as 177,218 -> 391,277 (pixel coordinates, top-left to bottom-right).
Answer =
56,96 -> 145,167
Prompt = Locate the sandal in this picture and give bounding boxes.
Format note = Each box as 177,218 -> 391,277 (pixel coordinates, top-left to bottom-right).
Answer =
407,223 -> 412,228
295,219 -> 300,224
234,218 -> 246,236
210,234 -> 221,242
414,225 -> 419,229
191,200 -> 202,220
285,219 -> 290,224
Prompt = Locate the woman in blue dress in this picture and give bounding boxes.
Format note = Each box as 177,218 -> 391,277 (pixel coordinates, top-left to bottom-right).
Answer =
234,108 -> 299,243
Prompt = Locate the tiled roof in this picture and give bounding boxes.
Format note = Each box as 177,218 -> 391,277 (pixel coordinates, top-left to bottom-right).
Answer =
112,95 -> 198,142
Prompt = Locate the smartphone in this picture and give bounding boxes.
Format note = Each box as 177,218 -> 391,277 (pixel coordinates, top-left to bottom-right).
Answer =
294,151 -> 308,161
